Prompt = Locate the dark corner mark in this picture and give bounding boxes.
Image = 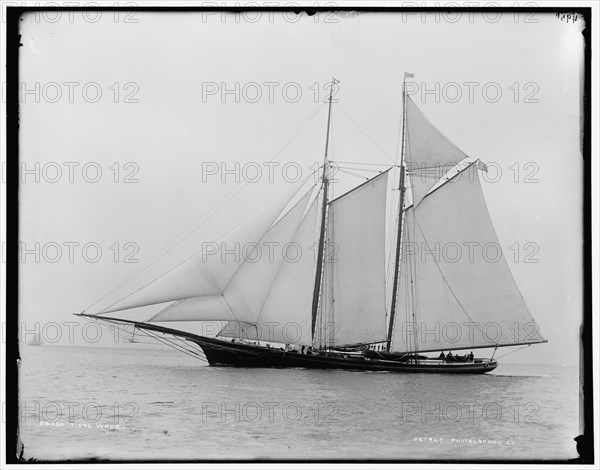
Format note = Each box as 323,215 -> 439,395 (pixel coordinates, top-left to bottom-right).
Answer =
293,9 -> 317,17
583,7 -> 593,465
7,5 -> 22,466
571,7 -> 594,466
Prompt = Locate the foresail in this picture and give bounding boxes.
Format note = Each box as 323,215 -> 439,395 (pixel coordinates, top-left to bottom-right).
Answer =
100,178 -> 310,314
405,96 -> 469,207
391,168 -> 545,353
148,186 -> 315,323
218,194 -> 320,345
319,170 -> 390,348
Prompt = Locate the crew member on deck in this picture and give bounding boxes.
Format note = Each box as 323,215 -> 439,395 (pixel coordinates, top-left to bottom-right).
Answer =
468,351 -> 474,361
446,351 -> 453,362
438,351 -> 445,359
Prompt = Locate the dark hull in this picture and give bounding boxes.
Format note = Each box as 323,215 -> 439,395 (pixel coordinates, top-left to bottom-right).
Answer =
74,314 -> 497,374
191,336 -> 498,374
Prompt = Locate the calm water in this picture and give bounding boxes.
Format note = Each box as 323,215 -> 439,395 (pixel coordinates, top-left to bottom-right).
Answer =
18,345 -> 580,461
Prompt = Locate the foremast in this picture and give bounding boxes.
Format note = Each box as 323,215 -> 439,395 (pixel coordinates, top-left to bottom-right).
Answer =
311,78 -> 338,347
386,72 -> 412,353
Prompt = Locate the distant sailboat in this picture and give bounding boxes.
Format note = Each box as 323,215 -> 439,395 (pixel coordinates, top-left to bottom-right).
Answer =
77,74 -> 546,373
27,333 -> 44,347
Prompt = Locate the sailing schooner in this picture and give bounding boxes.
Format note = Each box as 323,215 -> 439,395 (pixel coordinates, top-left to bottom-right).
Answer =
76,74 -> 547,374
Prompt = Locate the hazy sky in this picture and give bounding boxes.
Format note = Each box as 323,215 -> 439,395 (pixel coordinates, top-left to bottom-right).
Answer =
16,9 -> 585,365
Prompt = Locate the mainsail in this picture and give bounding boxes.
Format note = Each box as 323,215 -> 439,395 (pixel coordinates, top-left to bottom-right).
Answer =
318,170 -> 390,348
390,164 -> 546,353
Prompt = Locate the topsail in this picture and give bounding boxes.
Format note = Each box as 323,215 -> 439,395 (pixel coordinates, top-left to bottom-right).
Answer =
405,96 -> 469,207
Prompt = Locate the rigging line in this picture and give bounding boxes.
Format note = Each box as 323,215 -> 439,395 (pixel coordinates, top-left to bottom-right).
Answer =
499,295 -> 536,328
409,211 -> 418,353
385,226 -> 397,294
90,317 -> 134,344
131,329 -> 208,364
408,166 -> 459,172
335,161 -> 401,168
510,305 -> 541,336
442,276 -> 455,326
84,102 -> 327,313
494,344 -> 535,360
385,194 -> 401,317
336,167 -> 371,180
133,324 -> 207,359
109,324 -> 147,344
157,331 -> 208,358
143,330 -> 208,363
91,317 -> 188,351
321,204 -> 334,350
335,164 -> 383,173
119,327 -> 195,347
328,168 -> 391,204
402,160 -> 478,212
331,96 -> 401,163
217,323 -> 259,340
394,93 -> 404,166
145,298 -> 186,322
402,257 -> 411,352
80,315 -> 206,360
336,103 -> 396,165
405,214 -> 412,351
400,240 -> 412,352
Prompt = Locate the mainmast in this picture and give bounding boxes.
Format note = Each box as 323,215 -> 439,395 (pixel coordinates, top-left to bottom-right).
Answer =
386,72 -> 412,352
311,78 -> 338,345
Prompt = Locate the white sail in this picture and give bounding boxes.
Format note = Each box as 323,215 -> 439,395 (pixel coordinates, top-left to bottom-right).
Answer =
320,170 -> 390,347
99,179 -> 309,314
218,194 -> 320,345
149,295 -> 237,321
149,187 -> 315,323
391,168 -> 545,353
405,97 -> 468,207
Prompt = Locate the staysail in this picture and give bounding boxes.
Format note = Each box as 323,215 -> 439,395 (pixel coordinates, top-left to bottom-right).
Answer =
390,166 -> 546,353
318,170 -> 390,348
